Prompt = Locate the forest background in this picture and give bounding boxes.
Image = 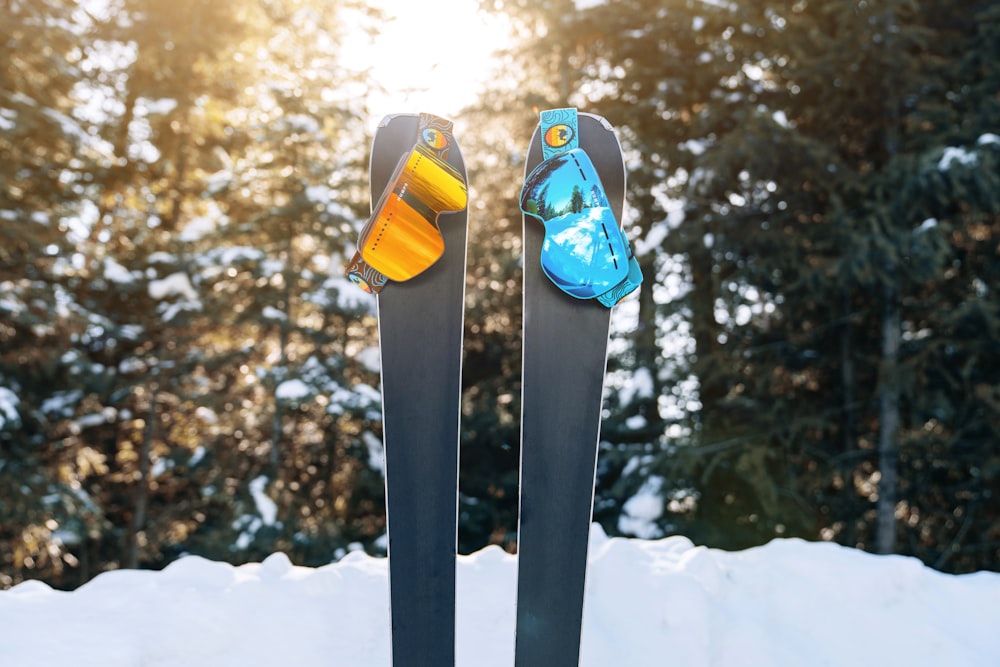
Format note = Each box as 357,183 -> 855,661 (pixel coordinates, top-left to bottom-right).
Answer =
2,0 -> 998,591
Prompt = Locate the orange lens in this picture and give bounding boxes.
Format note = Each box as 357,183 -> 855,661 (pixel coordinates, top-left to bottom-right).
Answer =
358,145 -> 467,281
400,144 -> 468,212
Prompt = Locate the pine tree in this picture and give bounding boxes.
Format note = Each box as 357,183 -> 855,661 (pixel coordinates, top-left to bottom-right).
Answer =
1,0 -> 389,588
495,0 -> 1000,570
0,0 -> 107,588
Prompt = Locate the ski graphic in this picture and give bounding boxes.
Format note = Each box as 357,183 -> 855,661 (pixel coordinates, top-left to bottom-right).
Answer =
364,113 -> 467,667
514,110 -> 628,667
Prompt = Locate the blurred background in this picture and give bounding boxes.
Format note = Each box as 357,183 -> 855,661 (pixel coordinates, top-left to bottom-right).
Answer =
1,0 -> 997,590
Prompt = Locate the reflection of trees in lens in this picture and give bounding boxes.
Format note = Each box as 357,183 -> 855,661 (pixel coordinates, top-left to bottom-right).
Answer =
571,185 -> 583,213
590,184 -> 604,208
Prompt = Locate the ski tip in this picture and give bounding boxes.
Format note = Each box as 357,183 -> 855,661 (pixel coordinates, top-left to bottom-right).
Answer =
578,112 -> 615,132
376,112 -> 417,129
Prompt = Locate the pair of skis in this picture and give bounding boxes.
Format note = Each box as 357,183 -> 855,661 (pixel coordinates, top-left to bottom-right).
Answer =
352,110 -> 630,666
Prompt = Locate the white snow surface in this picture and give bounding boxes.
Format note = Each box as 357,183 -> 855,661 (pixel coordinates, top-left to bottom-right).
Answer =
275,378 -> 311,401
148,272 -> 199,301
1,527 -> 998,666
0,386 -> 20,429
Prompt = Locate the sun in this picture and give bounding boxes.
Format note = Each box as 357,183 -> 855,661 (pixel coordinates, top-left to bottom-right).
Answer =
341,0 -> 513,129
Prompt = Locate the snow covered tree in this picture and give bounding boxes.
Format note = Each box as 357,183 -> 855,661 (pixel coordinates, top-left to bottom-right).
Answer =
2,0 -> 388,588
484,0 -> 999,571
0,0 -> 113,588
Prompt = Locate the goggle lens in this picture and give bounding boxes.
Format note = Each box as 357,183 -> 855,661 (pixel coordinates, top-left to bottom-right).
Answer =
520,148 -> 630,300
345,114 -> 467,293
359,144 -> 466,282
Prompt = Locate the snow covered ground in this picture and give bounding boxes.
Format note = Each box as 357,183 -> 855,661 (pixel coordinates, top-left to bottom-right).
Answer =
1,527 -> 998,666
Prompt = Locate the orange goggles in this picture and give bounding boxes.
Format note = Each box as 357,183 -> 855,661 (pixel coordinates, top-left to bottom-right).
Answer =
345,114 -> 467,294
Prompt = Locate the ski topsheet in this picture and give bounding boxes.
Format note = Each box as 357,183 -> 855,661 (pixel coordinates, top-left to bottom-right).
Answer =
514,110 -> 627,666
366,113 -> 467,666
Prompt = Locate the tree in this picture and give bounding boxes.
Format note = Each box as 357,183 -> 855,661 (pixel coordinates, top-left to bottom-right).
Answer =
485,0 -> 1000,571
1,0 -> 388,589
1,0 -> 109,588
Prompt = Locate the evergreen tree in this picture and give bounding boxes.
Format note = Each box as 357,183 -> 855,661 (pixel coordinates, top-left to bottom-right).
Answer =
1,0 -> 107,588
1,0 -> 386,588
486,0 -> 1000,570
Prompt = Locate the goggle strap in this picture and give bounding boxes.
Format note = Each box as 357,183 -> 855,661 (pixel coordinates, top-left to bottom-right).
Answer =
595,226 -> 642,306
345,252 -> 389,294
539,107 -> 580,160
418,112 -> 455,161
596,255 -> 643,307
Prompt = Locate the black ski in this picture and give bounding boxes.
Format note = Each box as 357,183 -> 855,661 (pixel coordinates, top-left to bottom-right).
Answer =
367,113 -> 467,666
514,112 -> 627,667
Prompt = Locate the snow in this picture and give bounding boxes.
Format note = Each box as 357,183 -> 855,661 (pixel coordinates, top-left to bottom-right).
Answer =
363,431 -> 385,473
249,476 -> 278,526
635,220 -> 669,257
938,145 -> 978,170
148,273 -> 202,321
75,409 -> 114,429
1,528 -> 997,666
352,383 -> 381,405
624,367 -> 655,402
0,293 -> 25,316
194,407 -> 218,425
624,414 -> 647,430
149,272 -> 199,301
0,107 -> 15,131
917,218 -> 938,233
179,214 -> 217,242
680,138 -> 709,155
305,184 -> 333,203
0,387 -> 20,429
260,258 -> 285,278
619,476 -> 666,539
189,446 -> 208,466
103,257 -> 135,284
204,246 -> 265,268
280,114 -> 321,135
275,378 -> 311,401
233,478 -> 282,550
355,346 -> 381,372
262,305 -> 287,321
118,356 -> 146,374
139,97 -> 179,116
40,389 -> 83,417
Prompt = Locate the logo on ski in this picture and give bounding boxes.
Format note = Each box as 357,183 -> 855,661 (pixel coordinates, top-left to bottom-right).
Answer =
345,253 -> 388,294
543,124 -> 575,150
422,127 -> 449,150
348,273 -> 373,293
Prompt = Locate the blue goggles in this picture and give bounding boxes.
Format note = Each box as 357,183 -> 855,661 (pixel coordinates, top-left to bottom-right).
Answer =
520,148 -> 642,305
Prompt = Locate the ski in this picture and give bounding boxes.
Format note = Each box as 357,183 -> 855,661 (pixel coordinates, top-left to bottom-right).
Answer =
514,109 -> 635,667
348,113 -> 468,666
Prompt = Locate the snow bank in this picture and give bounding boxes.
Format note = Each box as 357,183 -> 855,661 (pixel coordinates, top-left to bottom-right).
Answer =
1,530 -> 997,666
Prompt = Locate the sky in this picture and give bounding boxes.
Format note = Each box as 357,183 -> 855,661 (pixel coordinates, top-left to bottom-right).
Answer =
1,527 -> 998,666
341,0 -> 515,128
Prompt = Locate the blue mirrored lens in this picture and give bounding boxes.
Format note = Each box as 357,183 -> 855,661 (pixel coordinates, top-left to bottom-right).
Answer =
541,207 -> 630,298
520,149 -> 610,221
521,149 -> 629,299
